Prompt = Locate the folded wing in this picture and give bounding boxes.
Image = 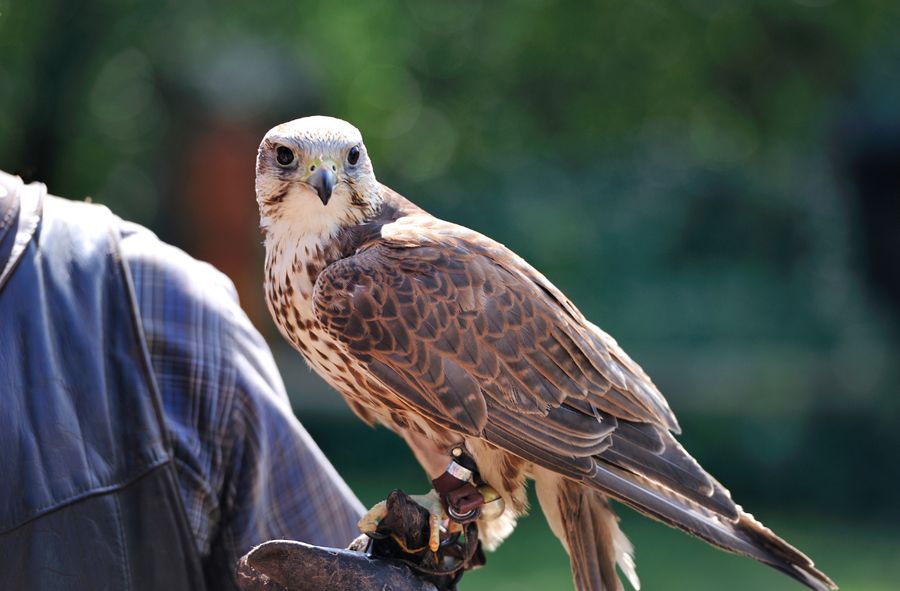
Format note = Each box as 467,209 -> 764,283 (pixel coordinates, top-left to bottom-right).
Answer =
313,217 -> 835,591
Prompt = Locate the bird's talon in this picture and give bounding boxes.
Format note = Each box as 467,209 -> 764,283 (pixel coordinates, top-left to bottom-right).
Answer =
428,512 -> 441,552
360,491 -> 448,554
408,490 -> 446,554
357,500 -> 387,534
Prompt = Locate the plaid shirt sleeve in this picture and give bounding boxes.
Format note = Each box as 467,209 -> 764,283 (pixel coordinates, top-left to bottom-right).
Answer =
118,220 -> 364,585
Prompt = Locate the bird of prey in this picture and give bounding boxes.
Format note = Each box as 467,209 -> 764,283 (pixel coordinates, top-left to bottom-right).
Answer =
256,116 -> 836,591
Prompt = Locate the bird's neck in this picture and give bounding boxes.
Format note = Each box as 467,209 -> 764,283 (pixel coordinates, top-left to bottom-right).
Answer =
264,218 -> 342,293
263,193 -> 387,299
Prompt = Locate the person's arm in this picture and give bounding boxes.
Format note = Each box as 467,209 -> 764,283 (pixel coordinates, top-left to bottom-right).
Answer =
214,287 -> 365,564
119,220 -> 362,589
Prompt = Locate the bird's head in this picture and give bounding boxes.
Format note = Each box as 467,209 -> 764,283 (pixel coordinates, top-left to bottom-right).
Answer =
256,116 -> 381,238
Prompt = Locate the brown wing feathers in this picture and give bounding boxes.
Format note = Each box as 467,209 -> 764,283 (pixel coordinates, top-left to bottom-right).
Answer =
314,215 -> 835,591
318,232 -> 743,512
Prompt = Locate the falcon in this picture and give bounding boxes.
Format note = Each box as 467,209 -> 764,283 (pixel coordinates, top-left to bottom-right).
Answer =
256,116 -> 836,591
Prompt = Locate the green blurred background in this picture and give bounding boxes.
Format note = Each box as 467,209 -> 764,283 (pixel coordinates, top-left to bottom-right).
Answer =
2,1 -> 899,588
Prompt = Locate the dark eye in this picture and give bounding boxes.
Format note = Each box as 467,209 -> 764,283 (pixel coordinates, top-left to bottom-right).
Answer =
276,146 -> 294,166
347,146 -> 360,166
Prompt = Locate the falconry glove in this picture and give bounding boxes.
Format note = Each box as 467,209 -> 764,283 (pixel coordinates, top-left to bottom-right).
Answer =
236,488 -> 484,591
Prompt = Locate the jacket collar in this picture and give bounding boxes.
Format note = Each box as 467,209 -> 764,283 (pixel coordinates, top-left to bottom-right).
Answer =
0,171 -> 45,291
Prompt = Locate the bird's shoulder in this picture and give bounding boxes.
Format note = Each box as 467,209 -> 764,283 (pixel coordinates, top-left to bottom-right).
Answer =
366,188 -> 588,326
334,184 -> 502,273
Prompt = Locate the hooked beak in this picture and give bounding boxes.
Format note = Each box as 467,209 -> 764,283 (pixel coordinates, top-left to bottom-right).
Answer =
308,168 -> 336,206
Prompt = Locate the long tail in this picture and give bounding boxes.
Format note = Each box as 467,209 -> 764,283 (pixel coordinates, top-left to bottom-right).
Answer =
588,461 -> 836,591
524,421 -> 836,591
